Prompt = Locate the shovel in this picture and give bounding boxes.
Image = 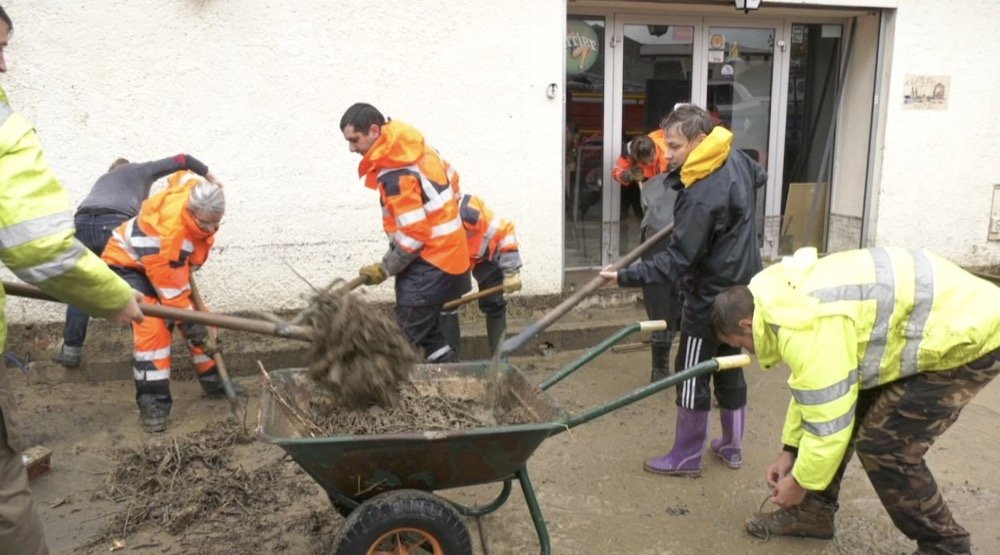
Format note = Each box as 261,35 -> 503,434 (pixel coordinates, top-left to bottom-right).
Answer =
501,222 -> 675,356
188,275 -> 245,423
1,280 -> 313,342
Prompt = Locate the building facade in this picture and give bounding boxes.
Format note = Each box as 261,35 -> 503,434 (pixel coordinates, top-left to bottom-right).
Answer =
3,0 -> 998,319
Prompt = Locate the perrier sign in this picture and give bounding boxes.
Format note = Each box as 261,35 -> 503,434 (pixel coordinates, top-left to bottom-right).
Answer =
566,20 -> 599,75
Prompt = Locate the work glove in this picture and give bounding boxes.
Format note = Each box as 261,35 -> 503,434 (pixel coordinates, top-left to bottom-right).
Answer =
359,263 -> 388,285
628,167 -> 644,185
502,271 -> 523,293
186,324 -> 219,357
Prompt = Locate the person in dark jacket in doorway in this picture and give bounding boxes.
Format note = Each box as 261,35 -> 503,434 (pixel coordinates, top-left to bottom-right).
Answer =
600,103 -> 766,476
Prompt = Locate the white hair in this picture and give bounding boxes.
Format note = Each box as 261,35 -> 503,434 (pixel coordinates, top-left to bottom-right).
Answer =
187,181 -> 225,216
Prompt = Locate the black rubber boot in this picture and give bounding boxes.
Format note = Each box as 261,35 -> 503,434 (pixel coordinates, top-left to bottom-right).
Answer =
438,310 -> 462,359
485,312 -> 507,356
198,370 -> 246,398
649,341 -> 671,383
135,379 -> 172,433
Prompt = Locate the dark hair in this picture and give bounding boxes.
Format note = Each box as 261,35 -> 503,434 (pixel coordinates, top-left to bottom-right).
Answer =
340,102 -> 385,132
629,135 -> 655,162
0,6 -> 11,33
661,104 -> 714,141
709,286 -> 755,338
108,158 -> 130,171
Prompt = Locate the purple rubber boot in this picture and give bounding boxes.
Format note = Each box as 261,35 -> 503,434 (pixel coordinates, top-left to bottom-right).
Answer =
643,407 -> 710,476
710,407 -> 746,469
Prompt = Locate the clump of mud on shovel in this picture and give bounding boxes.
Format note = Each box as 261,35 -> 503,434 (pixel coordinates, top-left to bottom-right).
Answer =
302,286 -> 421,409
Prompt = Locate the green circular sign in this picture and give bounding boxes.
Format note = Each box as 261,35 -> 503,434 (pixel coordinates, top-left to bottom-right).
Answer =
566,20 -> 599,75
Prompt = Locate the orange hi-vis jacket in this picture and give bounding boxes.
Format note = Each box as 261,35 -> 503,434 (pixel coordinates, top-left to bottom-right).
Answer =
612,128 -> 669,185
458,194 -> 522,273
102,171 -> 215,309
358,120 -> 469,276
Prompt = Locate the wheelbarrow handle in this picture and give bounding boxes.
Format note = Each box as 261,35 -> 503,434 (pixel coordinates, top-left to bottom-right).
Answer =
553,353 -> 753,434
539,320 -> 666,390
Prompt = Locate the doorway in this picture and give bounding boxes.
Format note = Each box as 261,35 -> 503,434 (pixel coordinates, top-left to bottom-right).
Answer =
564,10 -> 852,268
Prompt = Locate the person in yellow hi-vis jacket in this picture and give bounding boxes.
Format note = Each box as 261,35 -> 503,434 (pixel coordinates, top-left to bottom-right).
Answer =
0,6 -> 143,553
710,247 -> 1000,555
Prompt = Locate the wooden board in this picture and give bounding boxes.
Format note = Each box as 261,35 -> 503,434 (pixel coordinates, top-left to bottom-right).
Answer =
781,182 -> 829,251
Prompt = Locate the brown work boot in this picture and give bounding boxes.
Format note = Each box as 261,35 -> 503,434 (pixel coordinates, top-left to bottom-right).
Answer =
745,495 -> 837,540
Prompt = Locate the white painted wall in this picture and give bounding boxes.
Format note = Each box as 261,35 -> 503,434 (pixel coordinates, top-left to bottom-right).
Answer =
876,0 -> 1000,264
2,0 -> 566,320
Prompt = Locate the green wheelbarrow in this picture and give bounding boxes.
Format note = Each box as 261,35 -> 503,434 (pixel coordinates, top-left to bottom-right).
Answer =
256,321 -> 750,555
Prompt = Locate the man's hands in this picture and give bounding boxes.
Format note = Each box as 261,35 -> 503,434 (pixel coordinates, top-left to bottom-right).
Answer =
767,451 -> 806,508
108,290 -> 144,324
598,264 -> 619,284
502,271 -> 522,292
359,263 -> 388,285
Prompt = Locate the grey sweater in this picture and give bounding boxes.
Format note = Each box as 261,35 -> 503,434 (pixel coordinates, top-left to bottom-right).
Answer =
76,154 -> 209,217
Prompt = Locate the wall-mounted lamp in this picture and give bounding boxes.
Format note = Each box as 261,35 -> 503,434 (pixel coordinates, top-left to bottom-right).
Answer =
734,0 -> 762,14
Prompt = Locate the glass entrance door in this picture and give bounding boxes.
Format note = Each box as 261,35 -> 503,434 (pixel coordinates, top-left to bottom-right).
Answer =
564,15 -> 698,268
703,25 -> 777,250
613,21 -> 698,255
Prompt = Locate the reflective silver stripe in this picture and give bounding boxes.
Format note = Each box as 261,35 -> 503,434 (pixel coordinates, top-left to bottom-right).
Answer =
110,220 -> 141,262
900,250 -> 935,378
791,369 -> 858,405
192,354 -> 212,364
498,234 -> 516,248
134,368 -> 170,381
431,217 -> 462,238
394,231 -> 423,250
802,402 -> 856,437
397,208 -> 426,227
182,239 -> 195,254
482,219 -> 500,244
476,241 -> 488,258
808,248 -> 894,388
426,345 -> 452,362
0,211 -> 73,248
0,101 -> 11,123
134,346 -> 172,361
157,284 -> 191,299
15,240 -> 87,282
130,235 -> 160,249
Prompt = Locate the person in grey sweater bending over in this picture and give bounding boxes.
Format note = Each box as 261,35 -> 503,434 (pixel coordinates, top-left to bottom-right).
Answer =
52,154 -> 221,367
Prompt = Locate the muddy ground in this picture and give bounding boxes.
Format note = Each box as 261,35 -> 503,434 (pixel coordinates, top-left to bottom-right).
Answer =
12,305 -> 1000,554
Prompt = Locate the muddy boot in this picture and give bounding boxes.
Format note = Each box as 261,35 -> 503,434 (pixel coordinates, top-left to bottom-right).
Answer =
745,494 -> 837,540
438,310 -> 461,359
710,406 -> 745,469
198,371 -> 246,398
485,312 -> 507,355
643,407 -> 709,476
649,342 -> 671,383
52,344 -> 81,367
136,380 -> 172,433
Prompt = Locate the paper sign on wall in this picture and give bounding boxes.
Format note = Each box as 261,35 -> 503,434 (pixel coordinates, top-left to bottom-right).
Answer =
903,74 -> 949,110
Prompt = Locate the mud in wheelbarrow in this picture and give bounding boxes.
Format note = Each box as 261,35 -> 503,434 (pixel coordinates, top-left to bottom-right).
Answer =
257,321 -> 750,555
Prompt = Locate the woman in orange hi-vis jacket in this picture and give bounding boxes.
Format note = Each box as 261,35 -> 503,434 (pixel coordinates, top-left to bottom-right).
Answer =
341,103 -> 471,362
612,129 -> 669,226
439,193 -> 523,357
102,172 -> 235,432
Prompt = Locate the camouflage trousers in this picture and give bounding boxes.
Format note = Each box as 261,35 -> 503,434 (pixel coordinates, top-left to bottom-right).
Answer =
812,347 -> 1000,555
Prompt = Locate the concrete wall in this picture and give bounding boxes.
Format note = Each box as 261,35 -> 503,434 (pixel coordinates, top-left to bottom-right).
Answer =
1,0 -> 566,321
875,0 -> 1000,264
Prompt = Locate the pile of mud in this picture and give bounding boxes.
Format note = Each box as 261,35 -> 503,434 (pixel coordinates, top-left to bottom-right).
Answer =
301,286 -> 420,409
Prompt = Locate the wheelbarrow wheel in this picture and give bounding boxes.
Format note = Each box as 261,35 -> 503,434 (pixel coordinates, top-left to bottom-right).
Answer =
333,489 -> 472,555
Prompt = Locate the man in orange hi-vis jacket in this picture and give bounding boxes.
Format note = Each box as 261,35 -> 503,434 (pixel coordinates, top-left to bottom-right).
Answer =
612,129 -> 669,226
439,193 -> 523,357
341,103 -> 471,362
102,172 -> 237,432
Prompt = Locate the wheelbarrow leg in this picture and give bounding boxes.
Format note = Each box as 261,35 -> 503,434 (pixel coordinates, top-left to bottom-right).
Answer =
515,466 -> 551,555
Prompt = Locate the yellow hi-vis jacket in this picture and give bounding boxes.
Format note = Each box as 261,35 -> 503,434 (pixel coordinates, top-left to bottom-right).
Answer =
749,247 -> 1000,490
0,86 -> 133,450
